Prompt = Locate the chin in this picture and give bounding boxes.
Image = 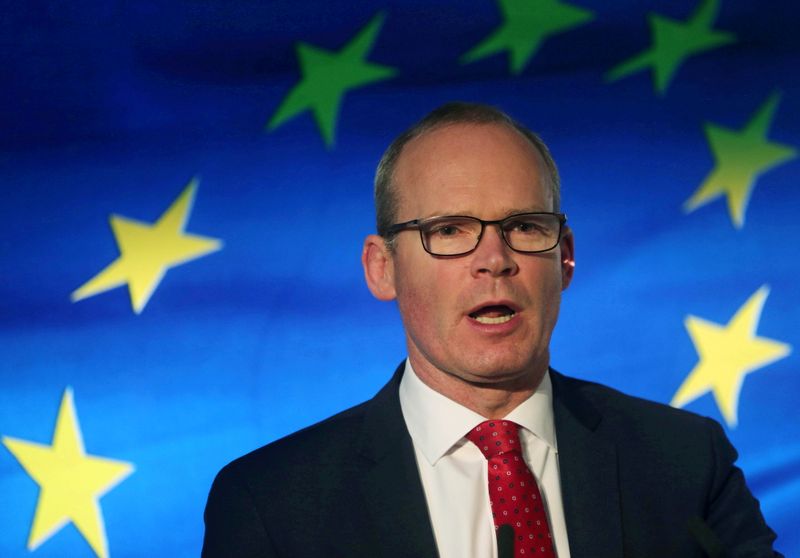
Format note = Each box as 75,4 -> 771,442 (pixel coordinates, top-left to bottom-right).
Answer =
479,345 -> 547,379
456,358 -> 540,386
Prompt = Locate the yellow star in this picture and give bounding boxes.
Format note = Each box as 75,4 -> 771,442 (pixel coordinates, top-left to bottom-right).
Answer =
671,286 -> 791,427
684,92 -> 797,228
71,178 -> 222,313
2,389 -> 133,558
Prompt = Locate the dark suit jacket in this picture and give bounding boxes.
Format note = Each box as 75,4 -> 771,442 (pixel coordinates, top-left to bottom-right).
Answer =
202,365 -> 780,557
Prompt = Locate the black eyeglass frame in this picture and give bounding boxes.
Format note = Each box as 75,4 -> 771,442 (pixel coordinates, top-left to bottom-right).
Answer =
385,212 -> 568,257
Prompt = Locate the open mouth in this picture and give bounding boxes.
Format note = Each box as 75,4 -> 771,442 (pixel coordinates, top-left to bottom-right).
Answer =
468,305 -> 516,325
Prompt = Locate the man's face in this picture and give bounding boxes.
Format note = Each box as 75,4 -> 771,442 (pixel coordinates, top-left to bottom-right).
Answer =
366,122 -> 574,388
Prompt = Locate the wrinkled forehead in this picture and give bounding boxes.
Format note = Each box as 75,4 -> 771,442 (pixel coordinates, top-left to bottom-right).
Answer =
392,122 -> 553,215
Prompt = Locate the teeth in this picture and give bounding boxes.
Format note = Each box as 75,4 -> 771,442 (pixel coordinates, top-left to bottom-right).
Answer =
474,313 -> 514,325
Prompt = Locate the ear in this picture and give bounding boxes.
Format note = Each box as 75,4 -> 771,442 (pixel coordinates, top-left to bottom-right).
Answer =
362,234 -> 397,301
559,227 -> 575,291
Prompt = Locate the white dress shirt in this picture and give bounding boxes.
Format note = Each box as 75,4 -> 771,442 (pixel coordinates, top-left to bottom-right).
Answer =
399,360 -> 571,558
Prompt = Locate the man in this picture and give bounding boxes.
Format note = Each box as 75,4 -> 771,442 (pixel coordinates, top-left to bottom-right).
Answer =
202,103 -> 780,557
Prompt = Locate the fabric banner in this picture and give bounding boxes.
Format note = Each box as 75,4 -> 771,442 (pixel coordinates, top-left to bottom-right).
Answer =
1,1 -> 797,556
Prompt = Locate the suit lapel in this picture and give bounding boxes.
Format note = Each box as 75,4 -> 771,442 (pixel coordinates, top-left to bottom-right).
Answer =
350,366 -> 625,558
551,370 -> 624,558
356,365 -> 439,558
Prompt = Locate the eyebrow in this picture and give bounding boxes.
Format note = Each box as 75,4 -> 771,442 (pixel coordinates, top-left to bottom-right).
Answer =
420,207 -> 550,219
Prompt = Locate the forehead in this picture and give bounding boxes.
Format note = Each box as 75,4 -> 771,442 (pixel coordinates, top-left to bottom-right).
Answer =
392,122 -> 551,218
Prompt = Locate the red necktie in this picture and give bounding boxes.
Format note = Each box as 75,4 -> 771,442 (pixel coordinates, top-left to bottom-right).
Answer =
466,420 -> 556,557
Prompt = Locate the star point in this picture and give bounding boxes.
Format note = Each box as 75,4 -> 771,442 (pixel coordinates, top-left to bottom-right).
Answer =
684,92 -> 797,228
461,0 -> 594,75
267,12 -> 397,148
2,388 -> 134,558
671,286 -> 791,427
71,178 -> 222,313
606,0 -> 735,94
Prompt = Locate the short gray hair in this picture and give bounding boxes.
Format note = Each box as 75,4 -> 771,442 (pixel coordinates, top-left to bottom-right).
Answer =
374,102 -> 561,246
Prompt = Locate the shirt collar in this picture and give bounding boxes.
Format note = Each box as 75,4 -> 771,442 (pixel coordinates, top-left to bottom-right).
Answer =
506,370 -> 557,453
399,360 -> 557,466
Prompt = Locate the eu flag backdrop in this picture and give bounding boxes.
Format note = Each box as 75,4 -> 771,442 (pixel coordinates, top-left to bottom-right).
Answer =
1,1 -> 798,556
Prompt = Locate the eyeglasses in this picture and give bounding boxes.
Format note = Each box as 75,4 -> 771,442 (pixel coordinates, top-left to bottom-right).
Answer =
385,212 -> 567,257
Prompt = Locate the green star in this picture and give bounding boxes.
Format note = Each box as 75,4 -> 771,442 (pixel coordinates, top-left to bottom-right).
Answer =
684,92 -> 797,228
267,12 -> 397,148
606,0 -> 735,94
461,0 -> 594,75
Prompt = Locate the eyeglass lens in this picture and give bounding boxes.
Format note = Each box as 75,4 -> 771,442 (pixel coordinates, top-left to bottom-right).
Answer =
420,214 -> 561,255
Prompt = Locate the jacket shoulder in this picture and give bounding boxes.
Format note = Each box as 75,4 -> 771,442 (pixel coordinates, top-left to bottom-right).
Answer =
554,370 -> 718,435
218,397 -> 372,484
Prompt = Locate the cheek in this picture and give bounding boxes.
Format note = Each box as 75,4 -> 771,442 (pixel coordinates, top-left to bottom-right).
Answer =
396,278 -> 438,328
542,275 -> 564,327
395,268 -> 459,335
522,262 -> 564,319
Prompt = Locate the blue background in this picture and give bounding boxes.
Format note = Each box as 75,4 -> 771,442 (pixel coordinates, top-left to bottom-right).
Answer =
1,1 -> 798,556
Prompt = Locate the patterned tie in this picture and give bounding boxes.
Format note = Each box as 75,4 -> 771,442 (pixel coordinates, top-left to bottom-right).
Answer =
466,420 -> 556,557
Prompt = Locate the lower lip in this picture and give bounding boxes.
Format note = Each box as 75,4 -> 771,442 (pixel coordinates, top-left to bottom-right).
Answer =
466,312 -> 521,334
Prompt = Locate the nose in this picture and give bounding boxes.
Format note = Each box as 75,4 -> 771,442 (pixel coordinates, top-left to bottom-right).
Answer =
469,224 -> 518,277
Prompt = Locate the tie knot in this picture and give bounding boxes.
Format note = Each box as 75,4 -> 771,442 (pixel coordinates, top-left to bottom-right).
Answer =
465,420 -> 521,459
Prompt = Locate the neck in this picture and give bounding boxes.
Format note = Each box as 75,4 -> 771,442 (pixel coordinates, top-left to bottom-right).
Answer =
408,357 -> 547,418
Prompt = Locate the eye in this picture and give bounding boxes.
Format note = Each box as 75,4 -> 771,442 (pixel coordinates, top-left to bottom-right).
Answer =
506,219 -> 545,234
425,218 -> 475,237
432,224 -> 461,236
